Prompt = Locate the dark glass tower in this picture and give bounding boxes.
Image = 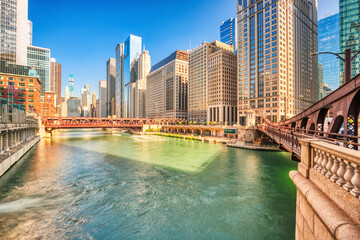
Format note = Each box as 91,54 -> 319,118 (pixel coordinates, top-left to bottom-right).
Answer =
220,18 -> 237,53
340,0 -> 360,84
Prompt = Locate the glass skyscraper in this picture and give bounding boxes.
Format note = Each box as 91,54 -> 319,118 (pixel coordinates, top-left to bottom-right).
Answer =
27,45 -> 51,97
340,0 -> 360,84
220,18 -> 237,53
115,34 -> 142,118
318,13 -> 340,92
0,0 -> 29,65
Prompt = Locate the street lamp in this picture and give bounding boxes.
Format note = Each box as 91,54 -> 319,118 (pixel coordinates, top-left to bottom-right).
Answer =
310,49 -> 360,84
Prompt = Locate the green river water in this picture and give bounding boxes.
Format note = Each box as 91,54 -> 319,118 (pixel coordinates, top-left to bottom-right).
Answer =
0,130 -> 297,239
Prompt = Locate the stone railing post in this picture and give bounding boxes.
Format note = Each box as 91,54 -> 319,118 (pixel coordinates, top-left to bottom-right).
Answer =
298,139 -> 317,178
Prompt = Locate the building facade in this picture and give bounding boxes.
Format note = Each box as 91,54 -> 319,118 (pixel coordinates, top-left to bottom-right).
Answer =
189,41 -> 236,123
237,0 -> 318,125
207,43 -> 237,124
41,91 -> 56,117
67,97 -> 81,117
318,13 -> 340,92
50,58 -> 62,105
106,57 -> 116,117
99,80 -> 107,117
81,84 -> 90,117
220,18 -> 238,53
0,0 -> 29,65
27,46 -> 51,97
340,0 -> 360,84
146,50 -> 189,119
132,49 -> 151,118
0,71 -> 41,115
115,34 -> 142,118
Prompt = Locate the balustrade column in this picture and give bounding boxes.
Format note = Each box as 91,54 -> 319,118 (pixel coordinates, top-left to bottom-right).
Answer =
350,164 -> 360,198
325,153 -> 334,178
330,156 -> 340,182
317,151 -> 324,172
321,152 -> 329,175
336,159 -> 347,187
313,149 -> 320,170
0,133 -> 3,154
343,162 -> 355,192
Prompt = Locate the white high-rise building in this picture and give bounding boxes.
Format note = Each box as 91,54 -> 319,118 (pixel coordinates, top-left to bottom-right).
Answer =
65,86 -> 70,102
131,49 -> 151,118
0,0 -> 29,65
99,80 -> 107,117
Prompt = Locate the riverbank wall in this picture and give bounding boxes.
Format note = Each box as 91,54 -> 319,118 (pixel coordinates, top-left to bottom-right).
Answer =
0,136 -> 40,178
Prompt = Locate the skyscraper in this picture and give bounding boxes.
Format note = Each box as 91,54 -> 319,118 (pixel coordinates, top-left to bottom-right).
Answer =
340,0 -> 360,84
318,13 -> 340,92
0,0 -> 29,65
27,20 -> 32,46
132,49 -> 151,118
81,84 -> 91,117
146,50 -> 189,119
207,41 -> 237,124
237,0 -> 318,125
69,74 -> 74,97
50,58 -> 62,105
106,58 -> 116,117
65,86 -> 70,102
27,45 -> 51,97
115,34 -> 142,118
220,18 -> 237,53
99,80 -> 107,117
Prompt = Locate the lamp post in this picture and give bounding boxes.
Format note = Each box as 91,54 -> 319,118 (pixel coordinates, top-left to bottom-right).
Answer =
310,49 -> 360,84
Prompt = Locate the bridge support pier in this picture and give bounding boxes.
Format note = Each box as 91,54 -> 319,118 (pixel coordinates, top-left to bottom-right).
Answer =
291,139 -> 360,240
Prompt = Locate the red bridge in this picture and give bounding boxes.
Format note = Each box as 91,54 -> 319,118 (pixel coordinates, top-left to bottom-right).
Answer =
42,117 -> 159,130
41,117 -> 188,130
259,73 -> 360,159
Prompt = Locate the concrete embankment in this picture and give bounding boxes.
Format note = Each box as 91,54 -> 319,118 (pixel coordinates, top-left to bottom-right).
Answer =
0,136 -> 40,178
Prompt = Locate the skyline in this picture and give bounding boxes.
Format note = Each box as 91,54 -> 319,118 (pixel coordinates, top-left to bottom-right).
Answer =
28,0 -> 339,98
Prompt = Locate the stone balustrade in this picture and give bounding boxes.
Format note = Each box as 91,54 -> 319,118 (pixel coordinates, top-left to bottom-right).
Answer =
312,144 -> 360,199
292,139 -> 360,240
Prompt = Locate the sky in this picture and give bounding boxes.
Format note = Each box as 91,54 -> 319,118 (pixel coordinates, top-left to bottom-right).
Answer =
28,0 -> 339,98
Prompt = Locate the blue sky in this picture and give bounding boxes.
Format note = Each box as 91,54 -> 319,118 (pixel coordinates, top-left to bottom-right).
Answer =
29,0 -> 339,98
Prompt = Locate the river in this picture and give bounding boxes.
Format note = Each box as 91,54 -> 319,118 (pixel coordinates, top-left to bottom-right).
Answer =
0,130 -> 297,239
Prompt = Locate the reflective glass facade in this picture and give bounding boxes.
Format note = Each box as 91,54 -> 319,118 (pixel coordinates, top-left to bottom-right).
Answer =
220,18 -> 237,53
340,0 -> 360,83
27,46 -> 50,97
0,0 -> 29,65
318,13 -> 340,92
115,35 -> 142,117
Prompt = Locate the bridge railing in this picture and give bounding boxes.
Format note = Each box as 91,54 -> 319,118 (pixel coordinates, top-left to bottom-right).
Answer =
275,126 -> 360,150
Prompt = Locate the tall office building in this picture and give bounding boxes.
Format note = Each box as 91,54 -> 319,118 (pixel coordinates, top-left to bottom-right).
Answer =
318,63 -> 324,100
106,57 -> 116,117
69,74 -> 74,97
318,13 -> 340,92
207,41 -> 237,124
189,41 -> 235,123
132,49 -> 151,118
99,80 -> 107,117
0,0 -> 29,65
81,84 -> 91,109
67,97 -> 81,117
27,20 -> 32,46
115,34 -> 142,118
146,50 -> 189,119
237,0 -> 318,125
220,18 -> 238,53
27,46 -> 51,97
65,86 -> 70,102
50,58 -> 62,105
340,0 -> 360,84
